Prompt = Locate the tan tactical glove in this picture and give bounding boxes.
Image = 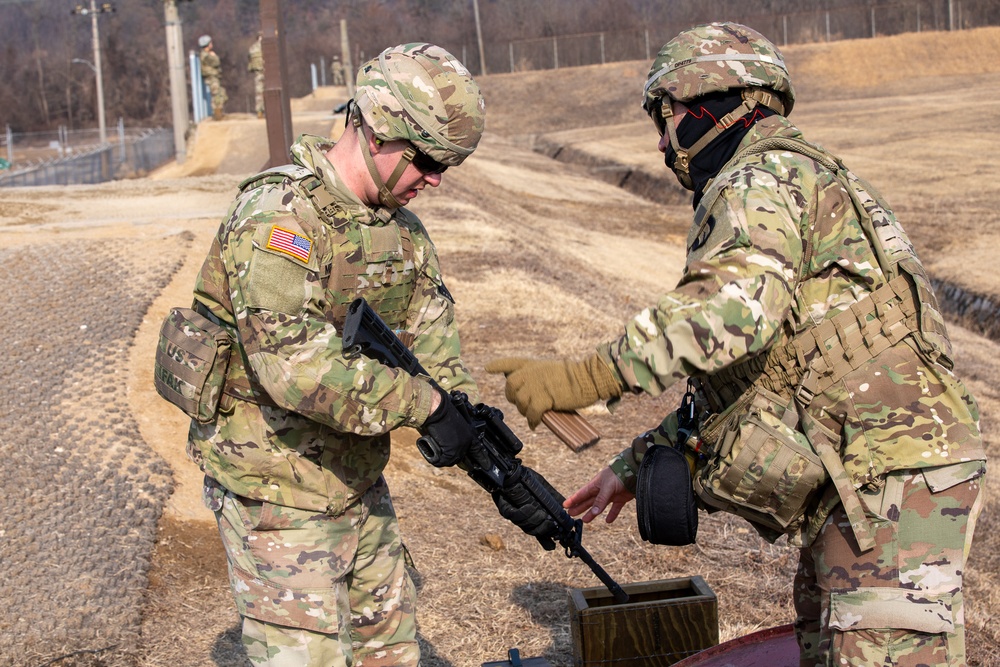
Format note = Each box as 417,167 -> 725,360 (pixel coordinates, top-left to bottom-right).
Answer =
485,354 -> 623,429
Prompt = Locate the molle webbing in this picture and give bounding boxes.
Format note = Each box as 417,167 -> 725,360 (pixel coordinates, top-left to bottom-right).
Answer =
702,274 -> 919,413
241,166 -> 415,331
229,165 -> 417,404
326,223 -> 415,330
700,274 -> 918,552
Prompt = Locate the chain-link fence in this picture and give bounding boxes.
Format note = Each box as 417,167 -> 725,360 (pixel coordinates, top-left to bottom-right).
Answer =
463,1 -> 984,74
0,126 -> 174,188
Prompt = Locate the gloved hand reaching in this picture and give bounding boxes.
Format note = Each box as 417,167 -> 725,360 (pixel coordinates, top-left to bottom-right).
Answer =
484,354 -> 623,428
492,466 -> 564,551
418,387 -> 478,467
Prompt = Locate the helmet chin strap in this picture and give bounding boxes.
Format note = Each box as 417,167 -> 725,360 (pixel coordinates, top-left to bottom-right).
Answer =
659,101 -> 694,190
661,88 -> 786,191
353,114 -> 417,209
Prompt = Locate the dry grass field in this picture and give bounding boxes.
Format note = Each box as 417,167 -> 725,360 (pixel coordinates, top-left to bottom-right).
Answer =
0,26 -> 997,667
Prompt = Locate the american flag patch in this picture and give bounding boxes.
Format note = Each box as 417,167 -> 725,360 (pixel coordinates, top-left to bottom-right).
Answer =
266,226 -> 312,263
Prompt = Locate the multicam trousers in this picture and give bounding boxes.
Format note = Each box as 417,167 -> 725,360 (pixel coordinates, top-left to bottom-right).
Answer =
204,75 -> 227,115
794,460 -> 986,666
254,71 -> 265,116
205,475 -> 419,667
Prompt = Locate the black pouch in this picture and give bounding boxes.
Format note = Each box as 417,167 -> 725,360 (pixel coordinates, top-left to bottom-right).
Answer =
635,444 -> 698,546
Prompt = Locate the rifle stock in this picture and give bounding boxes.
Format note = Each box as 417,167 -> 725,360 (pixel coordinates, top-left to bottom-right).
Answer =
342,297 -> 629,604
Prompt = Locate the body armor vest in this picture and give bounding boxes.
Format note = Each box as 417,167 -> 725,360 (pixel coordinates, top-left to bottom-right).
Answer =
697,135 -> 951,404
686,136 -> 967,551
205,165 -> 418,409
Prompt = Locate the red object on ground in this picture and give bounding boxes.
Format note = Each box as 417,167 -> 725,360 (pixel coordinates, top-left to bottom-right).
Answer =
672,624 -> 799,667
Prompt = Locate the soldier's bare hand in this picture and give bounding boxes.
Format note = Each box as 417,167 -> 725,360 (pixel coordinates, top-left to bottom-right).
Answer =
564,466 -> 634,524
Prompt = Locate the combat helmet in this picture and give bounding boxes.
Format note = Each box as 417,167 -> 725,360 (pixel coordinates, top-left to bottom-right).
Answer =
198,35 -> 212,48
642,23 -> 794,189
352,43 -> 485,208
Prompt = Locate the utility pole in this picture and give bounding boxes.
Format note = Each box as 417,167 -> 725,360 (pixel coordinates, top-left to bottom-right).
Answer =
472,0 -> 486,75
261,0 -> 294,168
72,1 -> 113,145
340,19 -> 354,98
163,0 -> 189,163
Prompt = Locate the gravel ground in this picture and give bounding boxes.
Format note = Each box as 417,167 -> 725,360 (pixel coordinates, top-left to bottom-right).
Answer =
0,236 -> 189,665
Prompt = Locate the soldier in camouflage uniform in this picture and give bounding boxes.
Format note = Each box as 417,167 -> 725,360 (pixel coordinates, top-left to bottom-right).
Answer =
187,43 -> 486,666
487,23 -> 986,666
199,34 -> 227,121
332,55 -> 346,87
248,33 -> 265,118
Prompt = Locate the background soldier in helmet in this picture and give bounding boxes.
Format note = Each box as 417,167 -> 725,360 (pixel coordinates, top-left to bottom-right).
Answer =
247,32 -> 264,119
198,34 -> 227,121
487,22 -> 986,666
185,43 -> 486,665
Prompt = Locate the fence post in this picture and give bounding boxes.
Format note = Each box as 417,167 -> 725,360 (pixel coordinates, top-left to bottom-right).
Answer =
826,11 -> 831,41
871,5 -> 876,37
117,117 -> 125,162
473,0 -> 487,75
553,36 -> 558,69
782,14 -> 788,45
509,42 -> 514,73
600,33 -> 605,64
6,125 -> 13,165
645,29 -> 650,61
190,50 -> 205,123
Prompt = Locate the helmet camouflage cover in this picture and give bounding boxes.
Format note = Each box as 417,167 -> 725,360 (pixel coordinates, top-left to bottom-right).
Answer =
354,43 -> 485,166
643,22 -> 795,116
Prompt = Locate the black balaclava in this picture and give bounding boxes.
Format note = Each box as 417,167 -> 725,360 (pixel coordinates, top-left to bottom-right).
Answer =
664,92 -> 776,208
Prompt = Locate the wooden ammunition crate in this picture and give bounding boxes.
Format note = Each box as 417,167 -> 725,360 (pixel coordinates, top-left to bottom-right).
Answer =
482,648 -> 554,667
568,577 -> 718,666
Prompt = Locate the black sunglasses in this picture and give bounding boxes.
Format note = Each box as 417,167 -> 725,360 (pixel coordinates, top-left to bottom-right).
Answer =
410,146 -> 449,175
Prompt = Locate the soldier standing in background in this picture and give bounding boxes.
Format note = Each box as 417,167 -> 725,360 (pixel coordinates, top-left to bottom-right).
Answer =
488,22 -> 986,666
331,54 -> 345,86
185,43 -> 486,666
198,34 -> 227,121
247,32 -> 265,118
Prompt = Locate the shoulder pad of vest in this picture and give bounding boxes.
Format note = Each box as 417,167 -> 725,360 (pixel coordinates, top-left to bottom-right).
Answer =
238,165 -> 315,194
699,136 -> 845,214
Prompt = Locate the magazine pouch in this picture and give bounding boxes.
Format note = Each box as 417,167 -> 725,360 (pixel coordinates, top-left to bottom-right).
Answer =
693,386 -> 828,539
154,307 -> 233,423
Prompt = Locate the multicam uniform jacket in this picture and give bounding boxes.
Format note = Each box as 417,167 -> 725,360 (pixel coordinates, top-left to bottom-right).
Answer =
200,49 -> 221,79
603,115 -> 985,546
188,133 -> 477,516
